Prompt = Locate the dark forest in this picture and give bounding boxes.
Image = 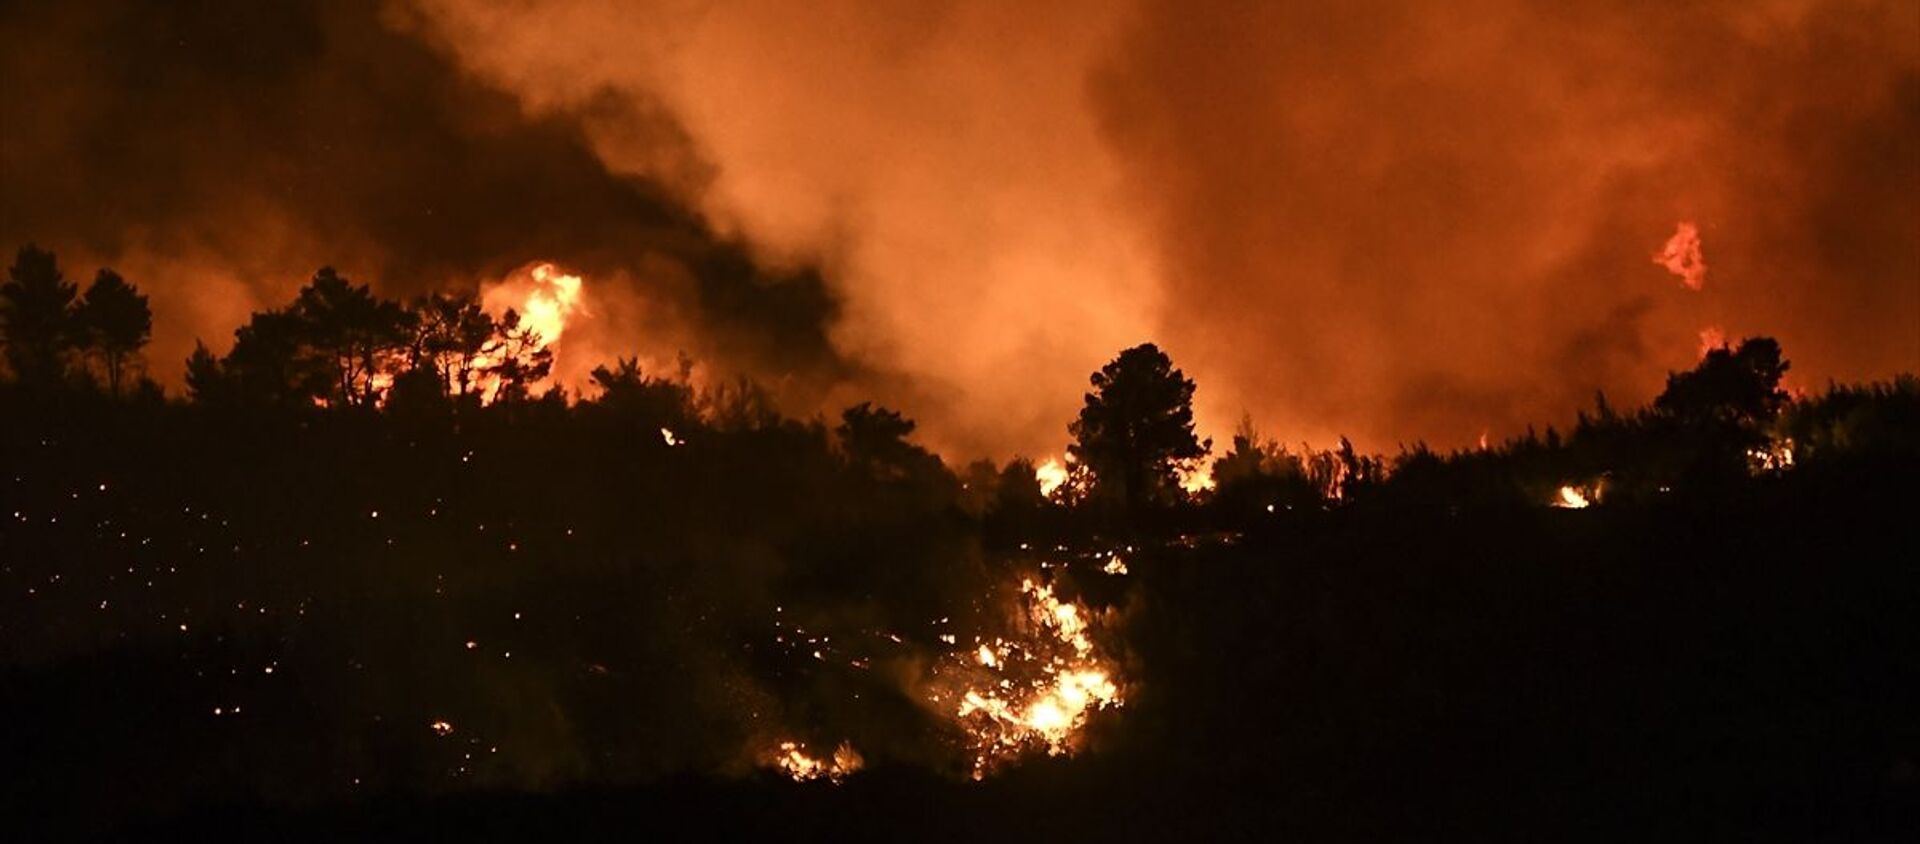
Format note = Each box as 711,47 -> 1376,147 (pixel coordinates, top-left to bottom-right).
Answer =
2,244 -> 1915,840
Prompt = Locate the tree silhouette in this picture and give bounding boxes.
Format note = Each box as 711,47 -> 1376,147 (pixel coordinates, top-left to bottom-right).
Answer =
1,244 -> 79,386
837,402 -> 941,481
1068,343 -> 1210,511
74,269 -> 152,396
1655,337 -> 1791,427
291,268 -> 411,406
216,309 -> 321,406
408,291 -> 497,398
587,356 -> 696,429
1210,414 -> 1319,514
489,308 -> 554,403
183,341 -> 227,404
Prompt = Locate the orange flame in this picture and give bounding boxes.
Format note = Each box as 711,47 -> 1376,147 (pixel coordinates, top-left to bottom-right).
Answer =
937,576 -> 1123,778
1653,221 -> 1707,291
1177,462 -> 1215,495
1552,483 -> 1595,509
470,261 -> 587,400
1034,457 -> 1069,498
483,262 -> 584,347
1697,325 -> 1727,359
770,740 -> 864,783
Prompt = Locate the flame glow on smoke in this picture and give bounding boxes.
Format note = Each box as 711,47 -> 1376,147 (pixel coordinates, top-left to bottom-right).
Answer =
1653,221 -> 1708,291
468,261 -> 587,401
483,262 -> 584,348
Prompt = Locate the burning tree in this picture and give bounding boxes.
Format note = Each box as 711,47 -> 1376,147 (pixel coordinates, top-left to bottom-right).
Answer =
1068,343 -> 1210,512
290,268 -> 413,407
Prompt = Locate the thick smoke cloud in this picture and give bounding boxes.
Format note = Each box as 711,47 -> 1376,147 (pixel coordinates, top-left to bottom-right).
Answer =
5,0 -> 1915,456
1094,0 -> 1920,447
0,0 -> 850,398
402,0 -> 1160,457
404,0 -> 1919,455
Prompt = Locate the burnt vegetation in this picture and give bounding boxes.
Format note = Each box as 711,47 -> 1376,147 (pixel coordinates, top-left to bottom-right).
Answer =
2,243 -> 1916,840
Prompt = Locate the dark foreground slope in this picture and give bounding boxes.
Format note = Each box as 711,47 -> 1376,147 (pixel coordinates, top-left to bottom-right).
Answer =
9,458 -> 1909,842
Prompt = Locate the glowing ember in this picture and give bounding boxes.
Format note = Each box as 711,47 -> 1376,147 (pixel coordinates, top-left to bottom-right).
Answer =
1747,438 -> 1796,474
429,720 -> 454,737
1653,221 -> 1707,291
1034,457 -> 1069,498
934,575 -> 1124,778
771,740 -> 864,783
1553,485 -> 1592,509
1102,556 -> 1128,575
660,427 -> 681,447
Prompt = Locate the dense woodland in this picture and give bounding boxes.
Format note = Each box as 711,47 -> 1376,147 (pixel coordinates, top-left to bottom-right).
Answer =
3,244 -> 1917,840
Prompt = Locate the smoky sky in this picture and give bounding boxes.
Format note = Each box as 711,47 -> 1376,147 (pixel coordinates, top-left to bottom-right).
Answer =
0,0 -> 850,401
5,0 -> 1917,457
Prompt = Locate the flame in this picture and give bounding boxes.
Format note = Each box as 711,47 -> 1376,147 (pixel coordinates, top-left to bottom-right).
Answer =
1653,221 -> 1707,291
483,262 -> 584,347
471,261 -> 587,400
1552,484 -> 1592,509
1177,462 -> 1215,495
771,740 -> 863,783
1697,325 -> 1727,359
1034,457 -> 1069,497
936,575 -> 1123,778
1747,437 -> 1795,474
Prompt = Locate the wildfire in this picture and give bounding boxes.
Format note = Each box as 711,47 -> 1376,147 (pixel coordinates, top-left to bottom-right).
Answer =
1697,325 -> 1727,359
483,262 -> 584,347
1034,457 -> 1069,498
771,740 -> 864,783
471,261 -> 586,400
1653,221 -> 1707,291
1177,462 -> 1216,495
935,576 -> 1123,778
1552,484 -> 1593,509
1747,438 -> 1795,474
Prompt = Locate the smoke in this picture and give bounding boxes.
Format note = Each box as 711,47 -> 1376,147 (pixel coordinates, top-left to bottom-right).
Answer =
0,0 -> 850,405
398,0 -> 1160,458
401,0 -> 1919,455
4,0 -> 1915,456
1093,0 -> 1919,447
